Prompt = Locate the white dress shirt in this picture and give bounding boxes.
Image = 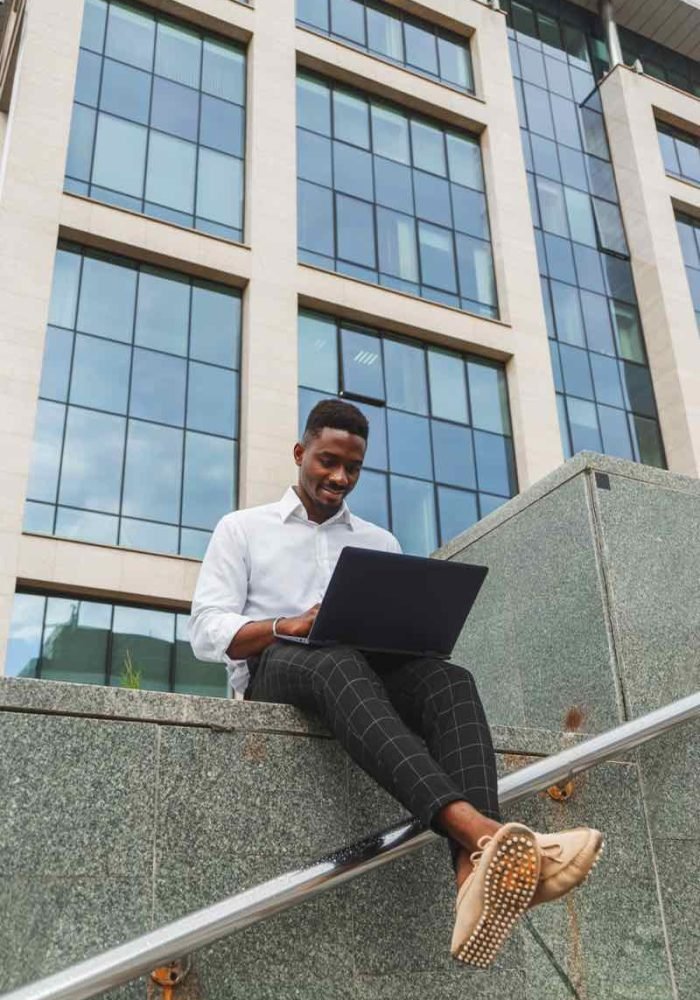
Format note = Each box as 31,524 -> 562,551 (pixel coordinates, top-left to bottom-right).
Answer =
189,486 -> 402,695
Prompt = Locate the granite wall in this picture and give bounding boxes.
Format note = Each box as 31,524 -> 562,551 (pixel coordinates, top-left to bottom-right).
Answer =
1,454 -> 698,1000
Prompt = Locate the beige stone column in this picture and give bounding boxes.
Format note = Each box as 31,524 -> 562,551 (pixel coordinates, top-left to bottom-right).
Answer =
238,0 -> 300,507
600,66 -> 700,477
0,0 -> 84,671
473,6 -> 563,488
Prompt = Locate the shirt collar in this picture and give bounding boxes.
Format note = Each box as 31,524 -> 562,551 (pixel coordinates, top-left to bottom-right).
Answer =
279,486 -> 354,529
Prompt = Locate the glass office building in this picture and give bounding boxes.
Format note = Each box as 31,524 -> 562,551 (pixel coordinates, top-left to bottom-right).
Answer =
2,0 -> 699,696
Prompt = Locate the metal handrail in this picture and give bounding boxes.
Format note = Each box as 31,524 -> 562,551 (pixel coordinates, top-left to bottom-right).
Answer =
3,691 -> 699,1000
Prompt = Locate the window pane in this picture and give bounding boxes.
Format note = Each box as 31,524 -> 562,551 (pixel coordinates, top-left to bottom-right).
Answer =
438,36 -> 473,90
657,128 -> 680,175
59,408 -> 125,513
187,362 -> 238,437
564,187 -> 596,246
299,311 -> 338,392
598,404 -> 633,460
592,198 -> 627,255
297,76 -> 331,135
451,186 -> 489,240
349,469 -> 389,528
390,475 -> 437,555
299,130 -> 332,186
371,104 -> 410,164
180,528 -> 210,559
374,156 -> 413,214
40,327 -> 73,402
92,113 -> 147,198
200,95 -> 244,157
404,21 -> 438,76
384,339 -> 428,414
66,104 -> 96,182
580,290 -> 614,355
151,76 -> 199,141
428,349 -> 468,423
48,250 -> 81,329
612,301 -> 645,363
559,343 -> 594,400
334,142 -> 374,200
630,415 -> 664,468
411,121 -> 446,176
121,518 -> 178,555
182,433 -> 236,529
56,507 -> 119,544
590,352 -> 623,408
202,39 -> 245,104
174,614 -> 227,697
155,21 -> 201,89
100,58 -> 151,124
111,606 -> 173,691
122,420 -> 182,522
413,171 -> 451,227
550,280 -> 584,346
70,334 -> 130,413
135,267 -> 190,355
351,398 -> 387,469
330,0 -> 365,44
467,360 -> 510,434
7,594 -> 45,679
341,327 -> 384,400
523,82 -> 554,139
377,208 -> 418,282
418,222 -> 457,292
456,234 -> 497,307
190,283 -> 241,368
81,0 -> 108,53
387,410 -> 432,479
431,421 -> 476,488
196,148 -> 243,229
41,597 -> 111,685
336,194 -> 376,268
544,233 -> 576,284
298,0 -> 329,30
438,486 -> 478,545
27,401 -> 66,504
298,181 -> 334,257
105,2 -> 155,71
620,362 -> 656,418
574,245 -> 605,294
146,132 -> 196,213
130,348 -> 186,425
567,397 -> 601,452
446,134 -> 483,190
474,430 -> 516,495
536,177 -> 568,236
77,256 -> 137,342
367,7 -> 403,61
333,89 -> 370,149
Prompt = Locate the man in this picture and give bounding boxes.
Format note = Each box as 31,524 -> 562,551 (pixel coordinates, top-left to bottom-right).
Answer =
190,399 -> 603,967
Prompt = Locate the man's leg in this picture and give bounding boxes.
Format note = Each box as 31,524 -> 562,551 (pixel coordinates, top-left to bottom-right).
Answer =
247,641 -> 496,848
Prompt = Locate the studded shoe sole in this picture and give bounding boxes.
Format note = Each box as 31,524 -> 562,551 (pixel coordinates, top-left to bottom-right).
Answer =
452,824 -> 541,968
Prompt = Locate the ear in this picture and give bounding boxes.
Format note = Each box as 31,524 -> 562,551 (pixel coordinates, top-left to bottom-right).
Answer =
293,441 -> 304,467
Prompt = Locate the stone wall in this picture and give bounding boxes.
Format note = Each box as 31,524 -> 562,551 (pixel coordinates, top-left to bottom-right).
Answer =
1,454 -> 698,999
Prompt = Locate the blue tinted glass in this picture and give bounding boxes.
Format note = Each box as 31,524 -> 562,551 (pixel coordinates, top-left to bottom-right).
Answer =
473,430 -> 515,496
59,407 -> 125,513
56,508 -> 118,547
592,198 -> 627,255
604,257 -> 636,304
333,89 -> 370,149
81,0 -> 108,53
66,105 -> 97,182
298,130 -> 332,186
7,593 -> 45,679
550,280 -> 584,346
75,48 -> 102,106
411,121 -> 446,176
431,421 -> 476,489
418,222 -> 457,292
367,7 -> 403,60
111,606 -> 172,691
349,469 -> 389,528
676,218 -> 700,269
100,58 -> 151,124
130,348 -> 186,425
202,39 -> 245,105
446,134 -> 483,190
559,343 -> 594,400
330,0 -> 365,43
191,283 -> 241,368
390,475 -> 437,555
374,156 -> 413,213
91,113 -> 147,198
336,194 -> 376,268
179,528 -> 211,559
26,401 -> 66,504
341,327 -> 384,400
182,433 -> 236,529
387,410 -> 432,479
564,187 -> 596,246
298,76 -> 331,135
612,301 -> 645,363
580,290 -> 615,355
428,349 -> 468,423
536,177 -> 568,236
598,404 -> 633,460
196,148 -> 243,230
438,486 -> 478,544
657,128 -> 680,175
573,244 -> 605,294
531,134 -> 560,180
551,95 -> 581,149
438,35 -> 473,91
105,2 -> 155,70
567,397 -> 601,452
523,82 -> 554,138
630,414 -> 664,468
298,0 -> 329,30
479,493 -> 506,518
151,76 -> 200,141
676,135 -> 700,183
23,502 -> 55,534
135,267 -> 190,356
298,181 -> 334,257
187,362 -> 238,437
146,132 -> 196,213
450,185 -> 489,239
413,171 -> 452,227
590,353 -> 623,408
78,256 -> 137,342
71,334 -> 130,413
404,21 -> 438,76
371,104 -> 410,164
384,339 -> 428,414
456,234 -> 497,307
520,45 -> 546,86
558,146 -> 588,191
549,340 -> 563,392
377,208 -> 418,282
354,399 -> 388,470
40,327 -> 73,402
299,311 -> 338,391
49,250 -> 82,329
467,359 -> 510,434
121,518 -> 179,555
155,20 -> 201,88
586,157 -> 616,201
334,142 -> 374,200
620,362 -> 656,418
544,233 -> 576,284
122,420 -> 182,522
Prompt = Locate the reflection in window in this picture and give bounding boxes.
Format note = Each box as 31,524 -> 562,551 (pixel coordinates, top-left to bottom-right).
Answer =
25,244 -> 241,558
503,0 -> 665,468
297,72 -> 497,318
66,0 -> 246,242
6,591 -> 227,697
657,122 -> 700,187
676,213 -> 700,331
298,311 -> 516,554
297,0 -> 473,93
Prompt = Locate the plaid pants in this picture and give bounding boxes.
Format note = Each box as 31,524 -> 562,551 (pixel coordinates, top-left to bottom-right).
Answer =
246,642 -> 501,853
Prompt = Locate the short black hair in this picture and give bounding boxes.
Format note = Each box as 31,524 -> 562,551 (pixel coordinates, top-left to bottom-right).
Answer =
303,398 -> 369,443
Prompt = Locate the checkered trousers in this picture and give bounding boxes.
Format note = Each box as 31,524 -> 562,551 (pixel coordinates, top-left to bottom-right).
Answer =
246,642 -> 501,847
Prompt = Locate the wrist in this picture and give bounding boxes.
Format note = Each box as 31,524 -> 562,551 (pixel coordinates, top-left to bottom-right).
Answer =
272,616 -> 288,638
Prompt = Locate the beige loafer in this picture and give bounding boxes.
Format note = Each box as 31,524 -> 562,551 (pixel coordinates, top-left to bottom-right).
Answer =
529,827 -> 604,907
451,822 -> 541,968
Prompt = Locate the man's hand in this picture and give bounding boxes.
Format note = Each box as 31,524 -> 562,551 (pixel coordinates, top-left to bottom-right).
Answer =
276,604 -> 320,638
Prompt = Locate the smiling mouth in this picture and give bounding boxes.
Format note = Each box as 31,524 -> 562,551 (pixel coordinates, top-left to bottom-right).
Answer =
320,486 -> 345,501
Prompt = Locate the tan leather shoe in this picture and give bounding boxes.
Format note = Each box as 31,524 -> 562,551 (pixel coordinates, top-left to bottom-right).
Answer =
529,827 -> 604,907
451,822 -> 541,968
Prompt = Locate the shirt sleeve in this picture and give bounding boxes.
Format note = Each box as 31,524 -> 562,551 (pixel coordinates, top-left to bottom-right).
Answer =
188,515 -> 253,663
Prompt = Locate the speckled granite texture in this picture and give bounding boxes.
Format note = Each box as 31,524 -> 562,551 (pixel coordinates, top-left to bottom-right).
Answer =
1,454 -> 697,999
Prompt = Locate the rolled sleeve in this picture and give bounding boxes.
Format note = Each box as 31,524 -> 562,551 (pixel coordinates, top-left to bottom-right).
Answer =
189,515 -> 252,663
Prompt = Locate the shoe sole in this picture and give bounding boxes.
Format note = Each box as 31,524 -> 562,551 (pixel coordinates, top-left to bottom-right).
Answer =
453,832 -> 540,968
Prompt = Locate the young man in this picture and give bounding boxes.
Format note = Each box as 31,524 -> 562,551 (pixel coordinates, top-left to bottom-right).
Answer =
190,399 -> 602,967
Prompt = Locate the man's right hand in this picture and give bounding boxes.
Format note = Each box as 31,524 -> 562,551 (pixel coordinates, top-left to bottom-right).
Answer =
276,604 -> 320,638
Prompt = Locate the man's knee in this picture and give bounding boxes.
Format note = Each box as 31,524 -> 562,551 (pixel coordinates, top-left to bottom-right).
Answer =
307,645 -> 373,692
417,658 -> 479,697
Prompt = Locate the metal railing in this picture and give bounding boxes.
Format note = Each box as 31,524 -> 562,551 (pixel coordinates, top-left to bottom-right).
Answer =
2,690 -> 699,1000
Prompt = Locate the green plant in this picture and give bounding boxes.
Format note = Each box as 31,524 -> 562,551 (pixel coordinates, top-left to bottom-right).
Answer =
120,648 -> 142,690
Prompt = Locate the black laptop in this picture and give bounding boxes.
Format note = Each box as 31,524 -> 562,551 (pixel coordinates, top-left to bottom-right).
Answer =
278,546 -> 488,659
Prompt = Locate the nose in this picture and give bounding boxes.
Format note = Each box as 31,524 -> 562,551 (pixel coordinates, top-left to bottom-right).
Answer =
329,468 -> 349,488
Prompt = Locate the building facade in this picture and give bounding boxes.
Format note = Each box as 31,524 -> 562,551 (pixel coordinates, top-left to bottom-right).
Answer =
1,0 -> 698,695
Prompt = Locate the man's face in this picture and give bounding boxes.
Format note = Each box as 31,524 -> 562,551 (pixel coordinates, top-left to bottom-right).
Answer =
294,427 -> 367,519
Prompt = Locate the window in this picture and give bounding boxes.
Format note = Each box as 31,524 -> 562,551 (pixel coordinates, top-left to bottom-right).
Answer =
297,73 -> 497,317
6,592 -> 226,697
26,244 -> 241,559
66,0 -> 246,241
298,311 -> 516,554
676,213 -> 700,330
657,122 -> 700,187
296,0 -> 474,93
504,0 -> 665,469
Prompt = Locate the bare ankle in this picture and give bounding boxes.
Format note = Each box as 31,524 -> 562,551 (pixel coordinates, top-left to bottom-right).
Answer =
438,800 -> 501,853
